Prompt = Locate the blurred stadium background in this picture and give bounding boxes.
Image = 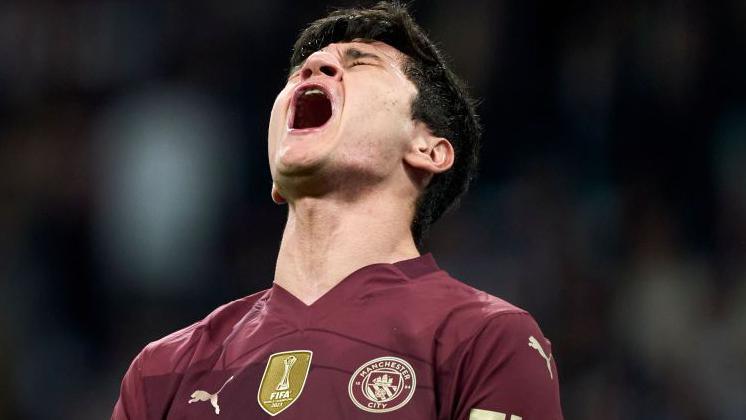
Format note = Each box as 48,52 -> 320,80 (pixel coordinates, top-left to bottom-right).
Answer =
1,1 -> 745,419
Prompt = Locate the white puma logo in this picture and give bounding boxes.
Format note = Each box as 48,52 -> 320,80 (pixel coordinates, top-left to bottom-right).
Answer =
188,375 -> 234,415
528,336 -> 553,379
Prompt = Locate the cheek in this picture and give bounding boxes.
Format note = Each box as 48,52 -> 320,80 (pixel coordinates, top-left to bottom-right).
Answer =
336,124 -> 405,175
345,87 -> 411,148
346,86 -> 412,134
333,76 -> 417,169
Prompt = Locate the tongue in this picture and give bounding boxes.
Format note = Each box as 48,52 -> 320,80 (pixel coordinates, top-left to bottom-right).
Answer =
293,94 -> 332,129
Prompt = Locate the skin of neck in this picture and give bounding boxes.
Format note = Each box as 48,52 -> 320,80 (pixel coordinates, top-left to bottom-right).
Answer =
273,184 -> 420,305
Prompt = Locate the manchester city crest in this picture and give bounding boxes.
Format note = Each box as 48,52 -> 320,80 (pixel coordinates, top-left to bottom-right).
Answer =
348,356 -> 416,413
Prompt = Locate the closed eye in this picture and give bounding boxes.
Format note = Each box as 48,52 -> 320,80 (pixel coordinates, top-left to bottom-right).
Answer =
350,61 -> 372,67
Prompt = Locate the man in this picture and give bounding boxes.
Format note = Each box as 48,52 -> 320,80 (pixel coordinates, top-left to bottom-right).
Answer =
113,2 -> 563,419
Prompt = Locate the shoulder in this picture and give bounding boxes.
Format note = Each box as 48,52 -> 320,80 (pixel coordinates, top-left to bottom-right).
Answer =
418,273 -> 563,418
137,289 -> 271,376
406,270 -> 531,342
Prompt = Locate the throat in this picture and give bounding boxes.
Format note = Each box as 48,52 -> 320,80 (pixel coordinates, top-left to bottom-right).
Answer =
272,197 -> 420,306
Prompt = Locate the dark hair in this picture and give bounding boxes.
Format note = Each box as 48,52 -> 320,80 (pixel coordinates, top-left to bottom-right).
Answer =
290,1 -> 481,245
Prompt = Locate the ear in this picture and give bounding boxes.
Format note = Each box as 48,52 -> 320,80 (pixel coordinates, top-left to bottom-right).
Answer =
271,182 -> 287,204
403,124 -> 455,177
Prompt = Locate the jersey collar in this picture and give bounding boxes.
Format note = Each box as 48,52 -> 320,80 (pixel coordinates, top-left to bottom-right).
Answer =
266,253 -> 440,325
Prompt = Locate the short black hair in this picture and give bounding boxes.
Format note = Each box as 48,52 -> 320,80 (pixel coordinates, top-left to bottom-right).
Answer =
290,1 -> 481,245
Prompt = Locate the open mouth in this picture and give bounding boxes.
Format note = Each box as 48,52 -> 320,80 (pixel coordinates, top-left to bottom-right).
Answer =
291,85 -> 333,130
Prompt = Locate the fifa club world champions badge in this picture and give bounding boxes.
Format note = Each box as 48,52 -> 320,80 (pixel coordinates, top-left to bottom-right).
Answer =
257,350 -> 313,416
348,356 -> 416,413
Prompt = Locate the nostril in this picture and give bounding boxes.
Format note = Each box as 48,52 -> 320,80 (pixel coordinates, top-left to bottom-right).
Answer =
302,68 -> 313,79
320,65 -> 337,77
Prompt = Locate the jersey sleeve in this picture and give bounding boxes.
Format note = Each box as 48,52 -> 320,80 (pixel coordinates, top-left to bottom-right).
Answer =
450,312 -> 563,420
111,349 -> 148,420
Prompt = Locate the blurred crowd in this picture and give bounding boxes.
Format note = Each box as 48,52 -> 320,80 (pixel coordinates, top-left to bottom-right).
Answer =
1,1 -> 745,419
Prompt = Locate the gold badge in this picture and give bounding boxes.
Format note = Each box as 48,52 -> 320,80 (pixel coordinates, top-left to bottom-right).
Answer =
257,350 -> 313,416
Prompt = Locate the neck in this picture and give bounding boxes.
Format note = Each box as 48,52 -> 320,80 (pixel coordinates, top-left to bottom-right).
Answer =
274,190 -> 419,305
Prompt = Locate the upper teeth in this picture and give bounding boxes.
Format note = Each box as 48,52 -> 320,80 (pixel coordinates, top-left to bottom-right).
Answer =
303,88 -> 324,96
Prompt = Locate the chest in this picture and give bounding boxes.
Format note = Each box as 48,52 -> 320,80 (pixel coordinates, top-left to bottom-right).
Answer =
150,322 -> 440,419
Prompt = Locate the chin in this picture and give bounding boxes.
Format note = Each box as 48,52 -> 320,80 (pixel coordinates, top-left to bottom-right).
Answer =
276,154 -> 326,178
276,137 -> 338,173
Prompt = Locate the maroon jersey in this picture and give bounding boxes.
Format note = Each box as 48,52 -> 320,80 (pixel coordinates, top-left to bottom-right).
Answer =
112,254 -> 562,419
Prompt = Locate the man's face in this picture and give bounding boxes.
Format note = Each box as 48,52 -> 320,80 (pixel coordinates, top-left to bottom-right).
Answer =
268,40 -> 419,202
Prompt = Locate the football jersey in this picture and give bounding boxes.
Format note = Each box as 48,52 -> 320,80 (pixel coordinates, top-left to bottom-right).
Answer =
112,254 -> 563,419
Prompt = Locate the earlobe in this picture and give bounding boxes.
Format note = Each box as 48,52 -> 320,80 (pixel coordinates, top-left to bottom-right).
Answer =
271,183 -> 287,204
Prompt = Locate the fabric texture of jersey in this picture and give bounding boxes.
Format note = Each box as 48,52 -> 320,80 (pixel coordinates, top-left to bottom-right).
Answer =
112,254 -> 563,419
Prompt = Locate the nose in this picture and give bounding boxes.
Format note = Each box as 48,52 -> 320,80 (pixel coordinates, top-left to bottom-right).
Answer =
299,52 -> 342,81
